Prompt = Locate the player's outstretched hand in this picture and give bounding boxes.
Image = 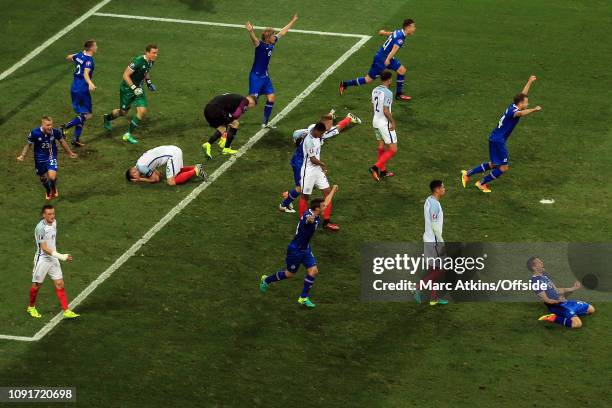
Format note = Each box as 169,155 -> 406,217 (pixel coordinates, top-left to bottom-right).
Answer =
69,152 -> 78,159
16,155 -> 25,162
529,75 -> 537,82
291,13 -> 298,21
572,281 -> 582,290
146,81 -> 157,92
245,21 -> 254,31
534,106 -> 542,111
331,184 -> 338,193
89,83 -> 97,92
66,254 -> 73,262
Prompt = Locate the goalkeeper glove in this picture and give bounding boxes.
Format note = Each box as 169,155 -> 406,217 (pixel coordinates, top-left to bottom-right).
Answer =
146,79 -> 157,92
130,84 -> 143,96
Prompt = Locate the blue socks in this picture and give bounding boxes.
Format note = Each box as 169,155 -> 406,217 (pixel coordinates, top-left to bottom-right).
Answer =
263,101 -> 274,125
281,188 -> 299,208
344,77 -> 366,88
555,315 -> 574,328
65,114 -> 87,142
396,74 -> 405,95
467,162 -> 491,177
300,275 -> 315,298
265,270 -> 287,284
481,167 -> 504,184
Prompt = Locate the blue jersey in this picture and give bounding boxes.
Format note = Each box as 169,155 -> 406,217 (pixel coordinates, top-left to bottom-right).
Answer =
251,36 -> 278,76
531,272 -> 560,301
489,103 -> 521,142
27,127 -> 64,163
71,51 -> 94,92
289,210 -> 320,250
291,136 -> 306,168
376,29 -> 406,60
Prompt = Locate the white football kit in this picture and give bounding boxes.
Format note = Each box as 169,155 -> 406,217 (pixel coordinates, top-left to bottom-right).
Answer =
372,85 -> 396,144
136,145 -> 184,180
423,195 -> 444,264
32,219 -> 62,283
300,131 -> 329,195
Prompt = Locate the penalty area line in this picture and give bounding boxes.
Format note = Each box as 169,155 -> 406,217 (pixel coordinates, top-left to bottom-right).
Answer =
0,34 -> 371,342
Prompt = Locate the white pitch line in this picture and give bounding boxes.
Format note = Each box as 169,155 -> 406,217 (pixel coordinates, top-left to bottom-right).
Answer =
0,33 -> 371,342
94,12 -> 368,39
0,0 -> 112,82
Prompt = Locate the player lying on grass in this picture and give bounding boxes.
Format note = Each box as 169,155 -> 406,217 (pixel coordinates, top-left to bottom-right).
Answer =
61,39 -> 97,147
528,257 -> 595,329
103,43 -> 159,144
17,116 -> 77,200
461,76 -> 542,193
201,93 -> 257,158
368,71 -> 398,181
27,205 -> 79,319
279,109 -> 361,213
245,13 -> 298,128
125,145 -> 207,186
339,18 -> 416,101
260,185 -> 338,308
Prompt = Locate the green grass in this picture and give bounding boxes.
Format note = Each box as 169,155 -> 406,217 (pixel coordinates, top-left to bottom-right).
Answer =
1,0 -> 612,406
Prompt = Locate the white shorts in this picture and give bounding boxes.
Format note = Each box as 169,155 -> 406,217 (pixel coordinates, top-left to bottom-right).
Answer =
301,166 -> 329,195
32,254 -> 62,283
165,148 -> 184,179
373,122 -> 397,145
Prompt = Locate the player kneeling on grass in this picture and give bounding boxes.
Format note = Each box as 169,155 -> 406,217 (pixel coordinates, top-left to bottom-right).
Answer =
279,109 -> 361,213
27,205 -> 79,319
528,257 -> 595,329
201,93 -> 257,159
125,145 -> 206,185
260,185 -> 338,308
369,71 -> 397,181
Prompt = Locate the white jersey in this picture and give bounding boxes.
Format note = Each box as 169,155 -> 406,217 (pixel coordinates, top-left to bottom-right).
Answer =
34,219 -> 56,260
294,124 -> 339,143
301,132 -> 322,171
372,85 -> 393,126
136,145 -> 183,179
423,195 -> 444,243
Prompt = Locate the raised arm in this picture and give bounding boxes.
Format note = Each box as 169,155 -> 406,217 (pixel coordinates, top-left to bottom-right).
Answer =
65,53 -> 76,62
277,13 -> 298,38
515,105 -> 542,117
245,22 -> 260,47
378,29 -> 392,36
320,185 -> 338,211
521,75 -> 537,95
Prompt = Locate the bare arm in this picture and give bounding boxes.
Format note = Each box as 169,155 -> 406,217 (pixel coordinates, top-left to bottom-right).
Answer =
277,13 -> 298,38
521,75 -> 537,95
245,22 -> 260,47
59,139 -> 77,158
123,66 -> 135,87
557,281 -> 581,294
515,106 -> 541,117
40,242 -> 73,262
65,53 -> 76,62
537,291 -> 564,304
309,156 -> 327,172
16,143 -> 30,161
378,30 -> 392,36
320,185 -> 338,212
133,171 -> 161,184
384,45 -> 400,65
83,68 -> 96,91
383,106 -> 395,130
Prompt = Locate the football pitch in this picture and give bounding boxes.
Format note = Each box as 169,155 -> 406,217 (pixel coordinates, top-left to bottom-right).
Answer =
1,0 -> 611,406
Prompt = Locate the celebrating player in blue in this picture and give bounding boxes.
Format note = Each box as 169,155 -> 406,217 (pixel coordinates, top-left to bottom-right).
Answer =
528,257 -> 596,329
260,185 -> 338,308
61,39 -> 97,147
245,13 -> 298,128
17,116 -> 78,200
461,76 -> 542,193
339,19 -> 416,101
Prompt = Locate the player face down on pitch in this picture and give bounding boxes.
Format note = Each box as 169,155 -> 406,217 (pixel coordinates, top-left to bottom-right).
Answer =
201,93 -> 257,159
340,18 -> 416,101
61,39 -> 98,147
125,145 -> 207,186
279,109 -> 361,213
27,205 -> 80,319
16,116 -> 77,200
369,71 -> 398,181
461,76 -> 542,193
103,44 -> 159,145
529,257 -> 596,328
260,186 -> 338,308
245,13 -> 298,128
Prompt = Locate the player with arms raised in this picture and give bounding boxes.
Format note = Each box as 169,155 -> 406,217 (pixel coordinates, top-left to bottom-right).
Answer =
27,204 -> 79,319
17,116 -> 77,200
245,13 -> 298,128
368,71 -> 398,181
103,44 -> 159,144
260,186 -> 338,308
339,19 -> 416,101
461,76 -> 542,193
61,39 -> 97,147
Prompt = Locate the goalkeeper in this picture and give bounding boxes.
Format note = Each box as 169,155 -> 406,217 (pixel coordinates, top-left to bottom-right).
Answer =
103,44 -> 159,144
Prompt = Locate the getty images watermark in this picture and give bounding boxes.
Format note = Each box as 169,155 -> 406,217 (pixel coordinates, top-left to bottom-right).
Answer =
361,243 -> 612,302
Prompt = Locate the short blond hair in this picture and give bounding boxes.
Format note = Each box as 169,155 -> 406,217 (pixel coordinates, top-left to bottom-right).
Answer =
261,28 -> 276,41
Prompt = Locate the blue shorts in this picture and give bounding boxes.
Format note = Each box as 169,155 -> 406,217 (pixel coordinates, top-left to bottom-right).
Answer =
35,159 -> 58,176
488,139 -> 509,166
368,56 -> 402,79
71,89 -> 92,114
548,300 -> 590,318
285,246 -> 316,273
249,72 -> 274,97
291,162 -> 302,187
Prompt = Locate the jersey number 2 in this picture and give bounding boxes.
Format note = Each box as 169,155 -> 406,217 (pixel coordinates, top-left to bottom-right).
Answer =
374,96 -> 380,112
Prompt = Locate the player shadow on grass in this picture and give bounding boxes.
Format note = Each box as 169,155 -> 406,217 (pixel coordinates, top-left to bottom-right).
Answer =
179,0 -> 216,12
